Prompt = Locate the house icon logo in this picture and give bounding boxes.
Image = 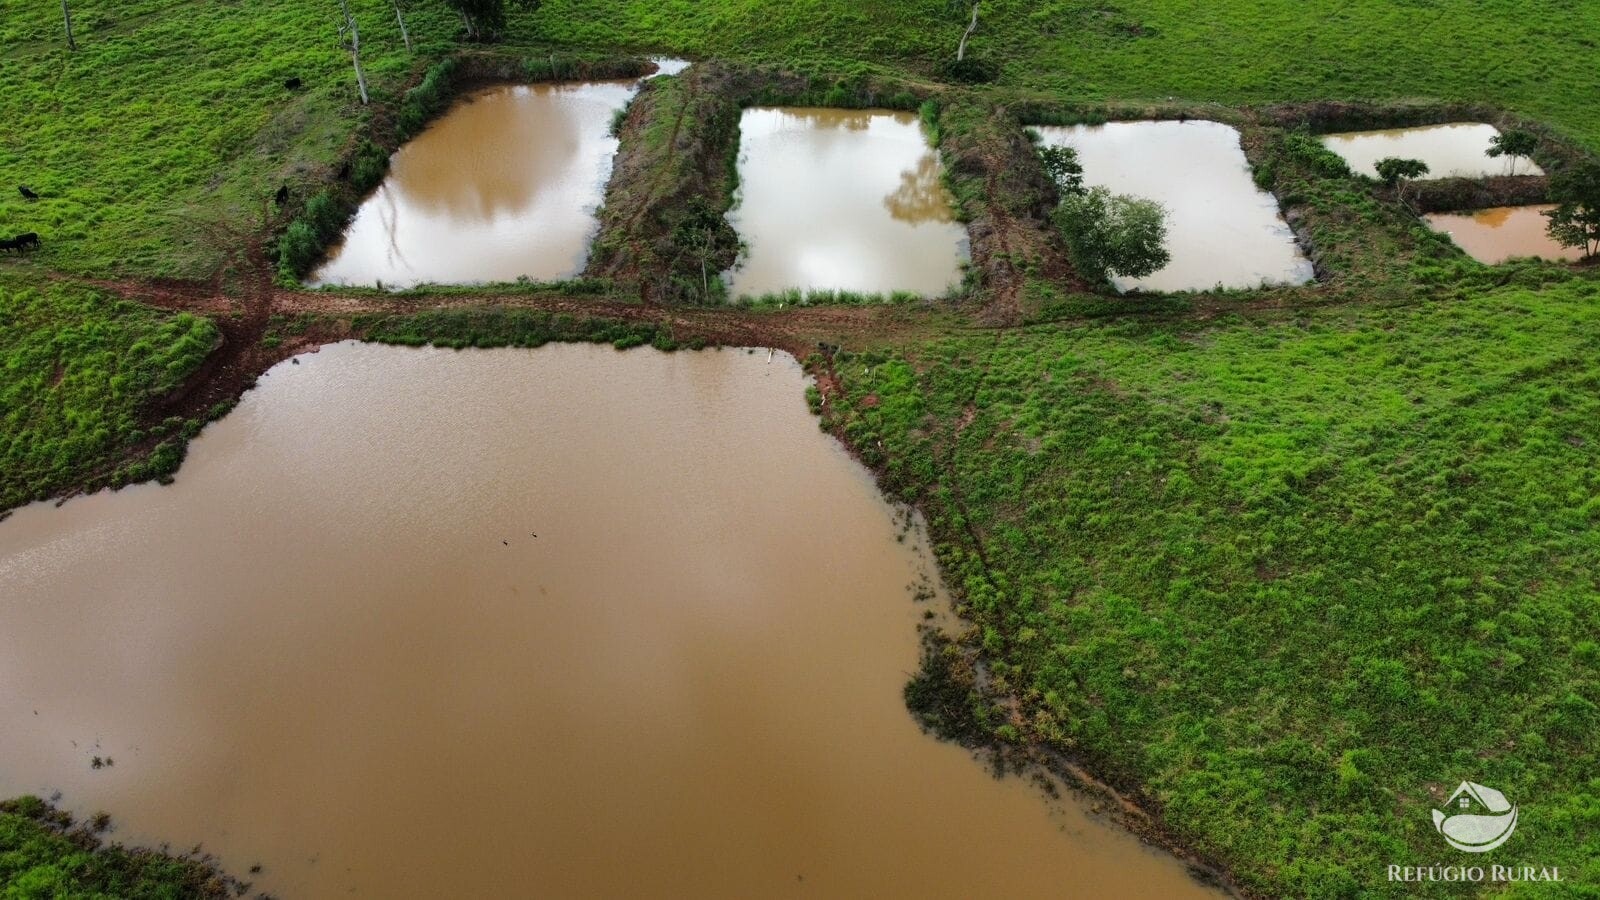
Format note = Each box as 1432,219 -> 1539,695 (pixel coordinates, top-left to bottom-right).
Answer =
1433,782 -> 1518,853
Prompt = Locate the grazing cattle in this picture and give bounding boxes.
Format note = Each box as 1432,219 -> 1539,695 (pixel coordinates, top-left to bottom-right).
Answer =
0,238 -> 17,252
13,232 -> 40,251
274,185 -> 290,206
284,76 -> 303,91
19,185 -> 39,201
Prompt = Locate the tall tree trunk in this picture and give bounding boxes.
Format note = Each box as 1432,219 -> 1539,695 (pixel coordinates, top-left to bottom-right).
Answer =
338,0 -> 370,105
393,0 -> 412,53
61,0 -> 77,51
956,1 -> 979,61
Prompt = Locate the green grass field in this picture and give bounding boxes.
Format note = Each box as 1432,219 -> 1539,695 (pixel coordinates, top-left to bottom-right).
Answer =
2,0 -> 1599,896
0,276 -> 216,512
832,277 -> 1600,897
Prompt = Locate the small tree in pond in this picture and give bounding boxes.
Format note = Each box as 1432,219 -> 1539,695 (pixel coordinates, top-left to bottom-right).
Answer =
1055,186 -> 1170,284
1375,156 -> 1429,209
1545,161 -> 1600,258
1038,144 -> 1085,197
1486,129 -> 1539,176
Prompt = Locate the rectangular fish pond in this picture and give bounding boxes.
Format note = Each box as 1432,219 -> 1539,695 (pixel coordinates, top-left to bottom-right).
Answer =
308,80 -> 636,289
1320,123 -> 1546,180
1034,120 -> 1315,293
1425,205 -> 1585,264
723,107 -> 970,301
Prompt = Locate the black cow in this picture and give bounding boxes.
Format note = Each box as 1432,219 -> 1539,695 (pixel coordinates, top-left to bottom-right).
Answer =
274,185 -> 290,206
0,238 -> 17,252
18,185 -> 39,201
284,76 -> 303,91
13,232 -> 40,251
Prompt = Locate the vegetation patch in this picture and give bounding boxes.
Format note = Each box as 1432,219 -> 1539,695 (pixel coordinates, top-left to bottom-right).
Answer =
362,306 -> 685,351
0,795 -> 248,898
0,277 -> 217,512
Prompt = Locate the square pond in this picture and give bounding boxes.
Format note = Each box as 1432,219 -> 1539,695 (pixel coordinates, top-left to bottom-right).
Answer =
1036,120 -> 1314,293
723,107 -> 970,300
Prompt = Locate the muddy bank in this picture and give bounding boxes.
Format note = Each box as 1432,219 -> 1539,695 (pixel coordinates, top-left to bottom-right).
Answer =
583,62 -> 774,302
903,632 -> 1244,898
1409,174 -> 1550,214
935,98 -> 1080,323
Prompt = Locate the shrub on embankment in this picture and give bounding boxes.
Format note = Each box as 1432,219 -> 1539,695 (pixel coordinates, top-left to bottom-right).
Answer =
0,795 -> 245,897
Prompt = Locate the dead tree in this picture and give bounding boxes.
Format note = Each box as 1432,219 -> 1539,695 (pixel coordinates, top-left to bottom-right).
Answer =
337,0 -> 370,105
393,0 -> 413,53
61,0 -> 77,51
956,1 -> 979,61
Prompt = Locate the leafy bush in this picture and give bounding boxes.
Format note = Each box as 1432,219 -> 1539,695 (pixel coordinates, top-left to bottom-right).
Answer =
1054,186 -> 1171,283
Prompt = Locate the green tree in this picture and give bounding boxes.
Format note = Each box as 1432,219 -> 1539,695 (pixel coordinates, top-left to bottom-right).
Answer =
444,0 -> 541,41
1038,144 -> 1085,196
1486,129 -> 1539,176
1375,156 -> 1429,208
1545,161 -> 1600,258
1054,186 -> 1170,284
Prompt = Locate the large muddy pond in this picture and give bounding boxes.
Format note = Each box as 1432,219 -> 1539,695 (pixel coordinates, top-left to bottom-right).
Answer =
725,107 -> 969,300
1425,205 -> 1583,264
1036,121 -> 1314,293
308,81 -> 635,288
1320,123 -> 1545,180
0,342 -> 1218,898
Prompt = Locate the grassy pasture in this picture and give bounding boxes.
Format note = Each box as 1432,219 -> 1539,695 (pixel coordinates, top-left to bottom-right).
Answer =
0,276 -> 216,512
527,0 -> 1600,149
830,277 -> 1600,897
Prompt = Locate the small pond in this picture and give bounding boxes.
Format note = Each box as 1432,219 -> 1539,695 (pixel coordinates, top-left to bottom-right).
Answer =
0,342 -> 1221,899
308,81 -> 635,288
1320,123 -> 1545,180
1425,205 -> 1583,264
724,107 -> 970,300
1036,120 -> 1315,293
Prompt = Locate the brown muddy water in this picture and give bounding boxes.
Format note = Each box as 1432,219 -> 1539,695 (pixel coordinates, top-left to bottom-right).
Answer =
0,342 -> 1220,898
1425,205 -> 1584,265
307,81 -> 636,289
1320,123 -> 1546,180
1036,121 -> 1314,293
724,107 -> 970,300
